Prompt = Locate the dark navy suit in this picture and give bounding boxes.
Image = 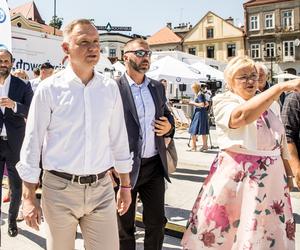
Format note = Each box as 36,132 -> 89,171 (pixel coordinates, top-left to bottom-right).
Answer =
116,74 -> 174,250
0,75 -> 33,223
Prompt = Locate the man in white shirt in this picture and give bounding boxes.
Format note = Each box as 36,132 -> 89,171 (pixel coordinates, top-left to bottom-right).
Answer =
16,19 -> 132,250
0,48 -> 33,237
30,62 -> 54,93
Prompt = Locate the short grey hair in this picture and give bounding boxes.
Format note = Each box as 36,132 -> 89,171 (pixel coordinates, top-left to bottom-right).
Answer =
63,19 -> 96,42
256,62 -> 268,75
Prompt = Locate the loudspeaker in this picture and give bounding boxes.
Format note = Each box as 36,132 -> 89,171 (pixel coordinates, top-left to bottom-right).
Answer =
179,83 -> 186,92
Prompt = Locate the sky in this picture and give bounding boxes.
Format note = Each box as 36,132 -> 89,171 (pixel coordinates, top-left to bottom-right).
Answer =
7,0 -> 245,36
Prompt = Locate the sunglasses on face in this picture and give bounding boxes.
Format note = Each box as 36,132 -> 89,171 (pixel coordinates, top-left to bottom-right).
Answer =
124,50 -> 152,57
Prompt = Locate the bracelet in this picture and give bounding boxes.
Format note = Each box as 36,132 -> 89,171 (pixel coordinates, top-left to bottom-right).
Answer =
120,185 -> 132,190
287,175 -> 295,179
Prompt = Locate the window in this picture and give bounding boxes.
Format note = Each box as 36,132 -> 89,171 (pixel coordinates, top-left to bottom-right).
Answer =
109,48 -> 116,57
283,41 -> 295,61
188,48 -> 196,55
206,28 -> 214,39
227,44 -> 236,57
282,10 -> 293,28
265,13 -> 274,29
207,46 -> 215,58
250,15 -> 259,30
265,43 -> 275,57
250,44 -> 260,58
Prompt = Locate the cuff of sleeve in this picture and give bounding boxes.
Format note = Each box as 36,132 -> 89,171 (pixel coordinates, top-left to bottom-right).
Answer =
164,125 -> 175,137
16,161 -> 41,184
114,157 -> 133,174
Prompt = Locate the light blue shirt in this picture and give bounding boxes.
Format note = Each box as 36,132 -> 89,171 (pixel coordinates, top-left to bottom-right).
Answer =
125,73 -> 157,158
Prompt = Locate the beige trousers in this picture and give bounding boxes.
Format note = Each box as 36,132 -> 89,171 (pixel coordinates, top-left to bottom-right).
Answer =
41,171 -> 119,250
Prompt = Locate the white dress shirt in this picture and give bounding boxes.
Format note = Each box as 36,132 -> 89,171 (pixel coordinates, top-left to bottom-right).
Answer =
125,73 -> 157,158
30,77 -> 41,93
0,75 -> 17,136
17,66 -> 132,183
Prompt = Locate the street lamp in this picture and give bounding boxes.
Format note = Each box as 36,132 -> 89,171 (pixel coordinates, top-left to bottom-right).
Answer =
53,0 -> 56,35
263,44 -> 281,85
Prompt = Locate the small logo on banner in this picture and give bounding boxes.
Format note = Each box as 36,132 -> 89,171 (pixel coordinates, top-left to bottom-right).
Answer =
0,8 -> 6,23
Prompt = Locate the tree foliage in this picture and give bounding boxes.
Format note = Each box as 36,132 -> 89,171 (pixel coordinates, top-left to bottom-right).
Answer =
49,16 -> 63,29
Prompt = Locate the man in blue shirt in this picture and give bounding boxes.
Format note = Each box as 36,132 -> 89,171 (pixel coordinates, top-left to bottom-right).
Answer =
116,38 -> 175,250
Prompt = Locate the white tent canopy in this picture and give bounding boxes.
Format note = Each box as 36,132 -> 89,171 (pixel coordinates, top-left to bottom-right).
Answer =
113,61 -> 126,73
146,56 -> 206,84
273,73 -> 300,79
151,51 -> 227,72
94,54 -> 113,73
191,61 -> 224,80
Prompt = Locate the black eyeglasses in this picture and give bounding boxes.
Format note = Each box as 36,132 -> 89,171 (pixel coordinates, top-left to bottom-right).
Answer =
124,50 -> 152,57
235,74 -> 259,83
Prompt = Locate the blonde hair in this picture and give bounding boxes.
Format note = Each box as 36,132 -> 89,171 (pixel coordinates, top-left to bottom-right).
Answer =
63,19 -> 95,42
12,69 -> 29,80
224,56 -> 256,90
191,82 -> 201,95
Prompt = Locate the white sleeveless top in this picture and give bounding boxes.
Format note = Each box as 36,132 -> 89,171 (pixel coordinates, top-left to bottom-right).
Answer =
212,91 -> 289,159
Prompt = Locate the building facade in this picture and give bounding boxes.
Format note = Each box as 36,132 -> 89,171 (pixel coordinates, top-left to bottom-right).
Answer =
10,1 -> 62,36
244,0 -> 300,77
183,11 -> 245,63
99,33 -> 133,63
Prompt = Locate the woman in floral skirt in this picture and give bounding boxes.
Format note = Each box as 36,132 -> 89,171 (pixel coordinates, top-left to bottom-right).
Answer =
181,56 -> 300,250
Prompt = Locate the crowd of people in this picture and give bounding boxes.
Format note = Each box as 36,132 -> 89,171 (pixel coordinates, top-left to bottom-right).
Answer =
0,18 -> 300,250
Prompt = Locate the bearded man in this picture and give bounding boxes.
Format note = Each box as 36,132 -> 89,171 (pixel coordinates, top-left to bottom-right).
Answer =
0,48 -> 33,237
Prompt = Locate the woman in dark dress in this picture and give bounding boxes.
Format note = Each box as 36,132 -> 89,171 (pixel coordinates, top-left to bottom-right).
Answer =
188,83 -> 209,152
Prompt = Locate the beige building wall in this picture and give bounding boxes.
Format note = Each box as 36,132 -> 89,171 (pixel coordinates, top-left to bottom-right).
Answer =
11,15 -> 42,33
183,12 -> 245,63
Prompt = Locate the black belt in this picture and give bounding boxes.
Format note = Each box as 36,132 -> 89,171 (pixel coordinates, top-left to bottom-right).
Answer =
141,154 -> 160,165
0,136 -> 8,141
49,170 -> 107,185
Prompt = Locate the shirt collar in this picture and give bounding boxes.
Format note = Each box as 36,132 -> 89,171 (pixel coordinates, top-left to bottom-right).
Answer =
64,64 -> 97,86
4,74 -> 11,86
125,72 -> 150,88
0,74 -> 11,88
64,64 -> 82,83
228,91 -> 247,104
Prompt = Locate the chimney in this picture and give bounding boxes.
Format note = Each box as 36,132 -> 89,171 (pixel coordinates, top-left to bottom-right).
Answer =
166,22 -> 172,29
226,16 -> 234,25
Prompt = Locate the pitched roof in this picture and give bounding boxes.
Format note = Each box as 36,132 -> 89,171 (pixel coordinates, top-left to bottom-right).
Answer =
147,27 -> 182,45
10,1 -> 44,24
184,11 -> 244,40
244,0 -> 293,7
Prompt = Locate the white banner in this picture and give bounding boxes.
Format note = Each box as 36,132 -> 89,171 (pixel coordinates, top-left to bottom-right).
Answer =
0,0 -> 12,52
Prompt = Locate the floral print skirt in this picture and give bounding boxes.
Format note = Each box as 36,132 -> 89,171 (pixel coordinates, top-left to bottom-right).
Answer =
181,148 -> 295,250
